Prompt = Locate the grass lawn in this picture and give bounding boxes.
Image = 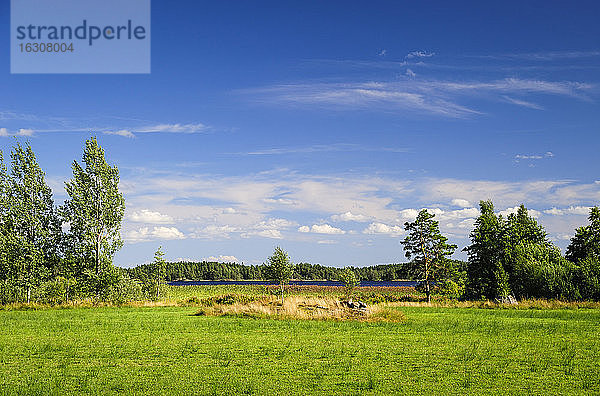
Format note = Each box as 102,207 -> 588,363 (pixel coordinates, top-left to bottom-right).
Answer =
0,304 -> 599,395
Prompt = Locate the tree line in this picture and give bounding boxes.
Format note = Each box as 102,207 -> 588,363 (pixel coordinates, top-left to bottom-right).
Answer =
395,202 -> 600,302
0,139 -> 598,303
126,259 -> 463,283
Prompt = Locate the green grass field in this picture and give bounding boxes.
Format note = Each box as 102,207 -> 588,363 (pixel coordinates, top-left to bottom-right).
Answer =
1,300 -> 599,395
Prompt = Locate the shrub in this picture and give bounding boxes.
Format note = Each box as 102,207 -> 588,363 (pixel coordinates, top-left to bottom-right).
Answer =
511,243 -> 579,300
577,254 -> 600,301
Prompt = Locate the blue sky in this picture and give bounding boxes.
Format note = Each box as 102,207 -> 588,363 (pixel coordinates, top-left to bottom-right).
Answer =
1,1 -> 599,267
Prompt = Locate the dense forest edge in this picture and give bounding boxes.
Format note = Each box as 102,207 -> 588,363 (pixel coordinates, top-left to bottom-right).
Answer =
125,260 -> 466,283
0,138 -> 599,305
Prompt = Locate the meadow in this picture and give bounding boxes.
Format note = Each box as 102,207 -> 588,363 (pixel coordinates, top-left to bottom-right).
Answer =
0,286 -> 599,395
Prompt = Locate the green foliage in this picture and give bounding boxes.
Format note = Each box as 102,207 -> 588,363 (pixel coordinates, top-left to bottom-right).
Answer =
511,243 -> 580,300
62,137 -> 125,279
104,273 -> 144,305
266,246 -> 294,302
339,267 -> 360,299
0,143 -> 61,302
144,246 -> 167,300
576,254 -> 600,300
35,277 -> 76,304
566,207 -> 600,264
465,201 -> 570,301
401,209 -> 457,302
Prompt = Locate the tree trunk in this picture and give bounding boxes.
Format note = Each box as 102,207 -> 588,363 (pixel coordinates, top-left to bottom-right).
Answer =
426,281 -> 431,303
96,234 -> 100,275
280,283 -> 284,304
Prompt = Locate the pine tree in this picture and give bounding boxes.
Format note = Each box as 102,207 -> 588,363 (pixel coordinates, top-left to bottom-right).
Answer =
401,209 -> 457,303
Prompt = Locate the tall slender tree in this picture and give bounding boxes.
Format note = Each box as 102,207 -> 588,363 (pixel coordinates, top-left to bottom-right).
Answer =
401,209 -> 457,303
149,246 -> 167,300
62,137 -> 125,285
4,142 -> 60,302
0,150 -> 9,283
464,201 -> 508,300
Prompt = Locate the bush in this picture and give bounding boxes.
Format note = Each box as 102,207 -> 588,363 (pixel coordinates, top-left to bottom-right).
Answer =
105,275 -> 144,305
577,254 -> 600,301
510,243 -> 579,300
0,279 -> 23,304
35,277 -> 76,305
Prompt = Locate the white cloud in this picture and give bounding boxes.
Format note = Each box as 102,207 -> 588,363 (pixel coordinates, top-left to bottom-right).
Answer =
104,129 -> 135,138
406,50 -> 435,59
544,206 -> 591,216
446,218 -> 476,229
203,255 -> 239,263
363,222 -> 404,236
299,224 -> 346,235
243,77 -> 592,118
515,152 -> 554,160
331,211 -> 369,222
502,96 -> 544,110
438,207 -> 479,220
136,123 -> 207,133
498,206 -> 541,218
254,218 -> 297,230
451,198 -> 472,208
16,128 -> 34,136
405,68 -> 416,78
311,224 -> 346,235
378,49 -> 386,57
222,207 -> 237,214
317,240 -> 338,244
243,229 -> 282,239
0,128 -> 8,137
120,169 -> 600,247
397,208 -> 419,221
192,225 -> 239,239
126,226 -> 185,243
129,209 -> 174,224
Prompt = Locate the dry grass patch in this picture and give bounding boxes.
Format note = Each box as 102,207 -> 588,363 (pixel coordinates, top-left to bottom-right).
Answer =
194,295 -> 406,322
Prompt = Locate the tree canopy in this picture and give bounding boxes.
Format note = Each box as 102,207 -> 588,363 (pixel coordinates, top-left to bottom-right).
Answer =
401,209 -> 457,303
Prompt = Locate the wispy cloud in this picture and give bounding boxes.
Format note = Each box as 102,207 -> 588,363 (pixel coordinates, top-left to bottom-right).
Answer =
242,77 -> 593,118
135,123 -> 207,133
406,50 -> 435,59
502,96 -> 544,110
469,50 -> 600,61
243,143 -> 409,155
104,129 -> 136,138
515,152 -> 554,160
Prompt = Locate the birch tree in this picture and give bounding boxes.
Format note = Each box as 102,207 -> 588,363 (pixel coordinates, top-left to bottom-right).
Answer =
62,137 -> 125,289
266,247 -> 294,304
4,143 -> 60,302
